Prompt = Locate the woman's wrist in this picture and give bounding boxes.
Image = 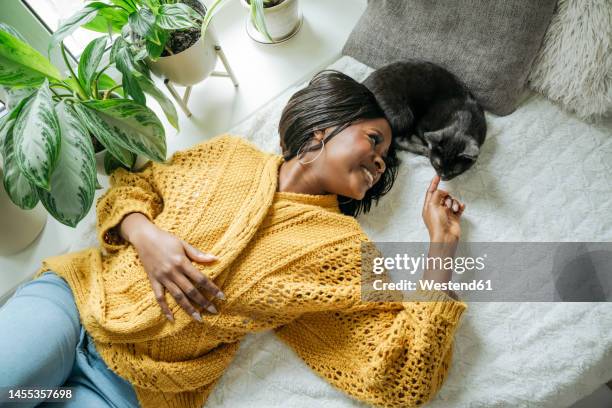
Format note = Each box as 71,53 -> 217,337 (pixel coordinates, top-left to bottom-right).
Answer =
429,232 -> 459,244
119,212 -> 156,245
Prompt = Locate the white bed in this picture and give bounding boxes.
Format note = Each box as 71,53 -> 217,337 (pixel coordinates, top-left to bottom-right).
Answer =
71,56 -> 612,407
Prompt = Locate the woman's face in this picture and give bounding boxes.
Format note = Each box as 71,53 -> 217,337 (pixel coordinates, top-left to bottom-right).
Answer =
298,117 -> 392,200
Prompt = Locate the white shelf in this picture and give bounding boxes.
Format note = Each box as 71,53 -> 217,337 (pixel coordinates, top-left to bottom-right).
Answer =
0,0 -> 367,300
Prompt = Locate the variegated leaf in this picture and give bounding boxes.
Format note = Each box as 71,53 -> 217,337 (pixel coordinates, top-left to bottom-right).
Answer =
1,118 -> 39,209
80,99 -> 166,162
49,2 -> 112,54
13,80 -> 60,190
73,102 -> 136,168
133,71 -> 179,130
157,4 -> 202,30
37,101 -> 96,227
78,36 -> 107,97
129,8 -> 155,37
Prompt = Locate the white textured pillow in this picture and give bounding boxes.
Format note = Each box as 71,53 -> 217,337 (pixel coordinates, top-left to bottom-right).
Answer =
527,0 -> 612,121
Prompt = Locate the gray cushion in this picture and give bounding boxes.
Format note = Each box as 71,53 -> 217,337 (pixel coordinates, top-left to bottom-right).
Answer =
342,0 -> 557,116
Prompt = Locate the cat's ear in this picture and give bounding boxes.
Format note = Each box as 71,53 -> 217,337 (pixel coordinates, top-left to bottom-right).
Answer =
460,139 -> 480,159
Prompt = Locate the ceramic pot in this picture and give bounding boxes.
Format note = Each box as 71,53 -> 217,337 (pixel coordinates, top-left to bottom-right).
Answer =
241,0 -> 302,44
148,27 -> 220,86
0,167 -> 47,255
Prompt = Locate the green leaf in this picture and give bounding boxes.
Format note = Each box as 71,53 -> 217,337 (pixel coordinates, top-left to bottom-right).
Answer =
0,23 -> 26,42
156,3 -> 201,30
49,2 -> 113,54
0,93 -> 32,150
251,0 -> 273,42
134,47 -> 149,61
13,80 -> 60,190
37,101 -> 97,227
133,71 -> 178,130
73,102 -> 136,168
0,30 -> 62,87
110,0 -> 137,13
129,8 -> 155,37
144,27 -> 168,60
1,118 -> 39,209
103,149 -> 125,174
78,99 -> 166,163
63,76 -> 88,100
113,40 -> 146,104
97,73 -> 124,96
82,7 -> 129,34
0,86 -> 35,111
78,37 -> 107,97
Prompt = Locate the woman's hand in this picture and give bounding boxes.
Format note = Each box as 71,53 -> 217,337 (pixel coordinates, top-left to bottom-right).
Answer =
421,175 -> 465,243
119,213 -> 225,322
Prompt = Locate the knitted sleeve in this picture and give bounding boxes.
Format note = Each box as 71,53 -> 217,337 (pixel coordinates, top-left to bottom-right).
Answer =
274,290 -> 465,408
96,163 -> 163,253
94,134 -> 236,254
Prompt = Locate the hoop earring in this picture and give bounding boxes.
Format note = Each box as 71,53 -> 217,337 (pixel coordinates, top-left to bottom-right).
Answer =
297,138 -> 325,165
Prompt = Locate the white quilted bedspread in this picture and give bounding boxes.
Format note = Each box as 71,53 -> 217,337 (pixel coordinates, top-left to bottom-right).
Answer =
71,56 -> 612,407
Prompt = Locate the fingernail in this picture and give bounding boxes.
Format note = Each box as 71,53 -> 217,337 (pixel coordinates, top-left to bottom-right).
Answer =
206,304 -> 218,314
192,312 -> 202,322
216,291 -> 226,301
453,202 -> 459,212
165,313 -> 174,322
204,253 -> 218,261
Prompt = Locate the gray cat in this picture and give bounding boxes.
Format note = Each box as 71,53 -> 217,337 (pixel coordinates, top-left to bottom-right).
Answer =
363,61 -> 487,180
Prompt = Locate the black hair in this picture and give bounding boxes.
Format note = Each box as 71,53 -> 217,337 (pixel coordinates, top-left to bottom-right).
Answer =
279,70 -> 401,217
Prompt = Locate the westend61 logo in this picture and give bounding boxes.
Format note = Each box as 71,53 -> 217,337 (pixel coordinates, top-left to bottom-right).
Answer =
372,253 -> 487,275
360,242 -> 612,302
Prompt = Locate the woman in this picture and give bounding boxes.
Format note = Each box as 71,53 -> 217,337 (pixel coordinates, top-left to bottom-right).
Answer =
0,71 -> 466,408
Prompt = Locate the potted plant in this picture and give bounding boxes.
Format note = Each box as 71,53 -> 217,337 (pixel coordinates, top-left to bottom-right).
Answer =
0,166 -> 47,256
53,0 -> 229,87
240,0 -> 302,44
0,24 -> 172,227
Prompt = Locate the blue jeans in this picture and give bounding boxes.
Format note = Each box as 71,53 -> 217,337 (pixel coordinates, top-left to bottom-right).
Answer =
0,272 -> 140,407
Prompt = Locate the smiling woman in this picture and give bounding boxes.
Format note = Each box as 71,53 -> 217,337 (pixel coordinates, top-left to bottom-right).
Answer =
0,69 -> 468,408
278,70 -> 400,216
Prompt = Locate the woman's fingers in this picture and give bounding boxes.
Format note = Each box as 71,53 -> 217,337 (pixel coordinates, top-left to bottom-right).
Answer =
182,261 -> 225,301
162,279 -> 203,322
442,195 -> 465,215
172,270 -> 218,315
182,240 -> 218,263
182,240 -> 225,300
151,279 -> 174,322
423,175 -> 440,210
458,202 -> 466,216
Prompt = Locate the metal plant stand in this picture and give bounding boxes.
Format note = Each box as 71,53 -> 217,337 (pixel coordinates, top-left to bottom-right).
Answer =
163,44 -> 239,118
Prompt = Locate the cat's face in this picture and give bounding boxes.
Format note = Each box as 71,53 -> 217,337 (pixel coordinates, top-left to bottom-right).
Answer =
426,133 -> 479,180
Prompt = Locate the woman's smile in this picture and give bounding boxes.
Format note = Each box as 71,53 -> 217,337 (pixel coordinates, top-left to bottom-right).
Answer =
361,165 -> 375,188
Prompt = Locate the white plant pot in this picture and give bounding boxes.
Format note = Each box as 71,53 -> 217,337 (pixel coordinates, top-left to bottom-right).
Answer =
0,168 -> 47,256
148,27 -> 219,86
95,150 -> 150,175
241,0 -> 303,44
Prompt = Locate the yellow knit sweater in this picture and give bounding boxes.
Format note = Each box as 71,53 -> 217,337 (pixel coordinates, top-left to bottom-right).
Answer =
35,134 -> 467,408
